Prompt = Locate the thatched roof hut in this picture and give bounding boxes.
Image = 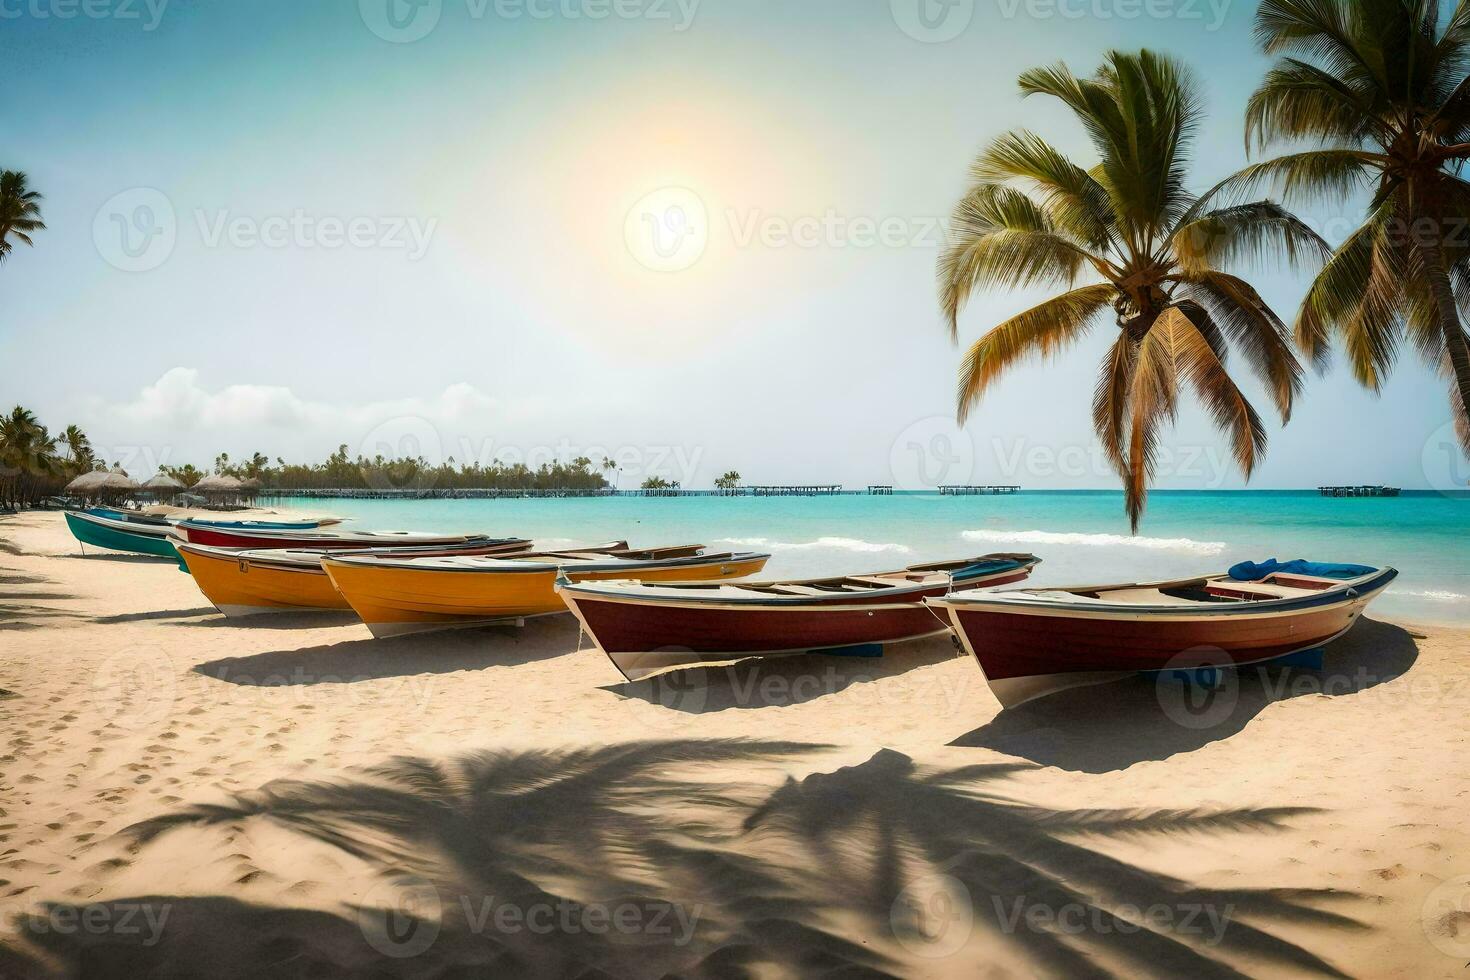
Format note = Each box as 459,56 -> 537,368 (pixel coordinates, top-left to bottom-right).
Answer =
143,473 -> 183,492
64,469 -> 139,498
192,474 -> 244,495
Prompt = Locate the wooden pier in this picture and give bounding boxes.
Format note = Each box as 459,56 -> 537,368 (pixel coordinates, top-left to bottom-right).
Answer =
744,485 -> 843,497
938,485 -> 1021,496
263,485 -> 849,500
867,485 -> 893,495
1317,485 -> 1401,498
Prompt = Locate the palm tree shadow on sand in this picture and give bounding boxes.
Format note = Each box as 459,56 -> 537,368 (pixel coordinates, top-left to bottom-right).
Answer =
951,618 -> 1420,773
2,741 -> 1363,977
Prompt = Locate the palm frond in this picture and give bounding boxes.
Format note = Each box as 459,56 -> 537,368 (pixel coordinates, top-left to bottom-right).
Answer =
956,284 -> 1117,422
973,130 -> 1116,248
1254,0 -> 1388,92
1093,330 -> 1139,480
939,185 -> 1094,339
1169,304 -> 1270,479
1172,200 -> 1330,275
1177,270 -> 1304,420
1214,151 -> 1380,207
1245,57 -> 1385,149
1123,315 -> 1185,530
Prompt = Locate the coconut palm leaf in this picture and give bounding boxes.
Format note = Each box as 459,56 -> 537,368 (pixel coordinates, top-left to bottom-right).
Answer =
956,284 -> 1117,423
1177,270 -> 1304,419
1172,200 -> 1330,275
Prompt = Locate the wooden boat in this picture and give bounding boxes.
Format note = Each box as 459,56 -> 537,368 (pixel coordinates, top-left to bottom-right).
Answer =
559,553 -> 1041,681
172,520 -> 486,550
322,545 -> 772,638
176,537 -> 535,617
64,509 -> 180,559
927,560 -> 1398,708
89,508 -> 341,530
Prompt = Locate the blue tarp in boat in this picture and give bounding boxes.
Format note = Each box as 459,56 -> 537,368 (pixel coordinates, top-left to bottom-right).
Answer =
1228,558 -> 1377,581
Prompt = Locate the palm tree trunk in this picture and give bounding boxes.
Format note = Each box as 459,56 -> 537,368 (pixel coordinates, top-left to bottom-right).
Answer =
1420,236 -> 1470,454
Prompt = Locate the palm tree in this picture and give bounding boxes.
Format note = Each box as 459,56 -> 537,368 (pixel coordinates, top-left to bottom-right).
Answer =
60,424 -> 95,476
0,407 -> 60,508
714,470 -> 742,491
0,171 -> 45,263
1233,0 -> 1470,451
938,50 -> 1322,529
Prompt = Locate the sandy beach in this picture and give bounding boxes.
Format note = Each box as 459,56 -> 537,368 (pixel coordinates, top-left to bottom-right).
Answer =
1,509 -> 1468,977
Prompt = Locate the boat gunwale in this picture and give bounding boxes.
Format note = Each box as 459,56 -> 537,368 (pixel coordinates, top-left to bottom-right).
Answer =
174,539 -> 535,573
321,550 -> 772,575
927,567 -> 1398,619
557,554 -> 1040,609
65,509 -> 175,539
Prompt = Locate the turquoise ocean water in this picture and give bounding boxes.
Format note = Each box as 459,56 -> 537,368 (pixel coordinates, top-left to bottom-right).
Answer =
270,491 -> 1470,627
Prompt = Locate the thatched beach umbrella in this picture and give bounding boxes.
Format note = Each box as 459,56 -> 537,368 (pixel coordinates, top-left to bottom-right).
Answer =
193,474 -> 243,494
64,470 -> 108,495
65,468 -> 139,502
143,473 -> 183,494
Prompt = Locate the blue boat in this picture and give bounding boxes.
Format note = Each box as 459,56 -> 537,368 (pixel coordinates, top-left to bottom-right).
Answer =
65,510 -> 180,560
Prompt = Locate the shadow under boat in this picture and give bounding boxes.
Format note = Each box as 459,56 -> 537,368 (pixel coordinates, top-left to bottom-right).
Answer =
193,615 -> 584,685
603,633 -> 961,713
950,617 -> 1420,774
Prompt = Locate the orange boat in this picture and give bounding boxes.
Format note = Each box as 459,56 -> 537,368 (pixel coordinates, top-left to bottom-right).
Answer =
323,544 -> 771,638
177,538 -> 533,617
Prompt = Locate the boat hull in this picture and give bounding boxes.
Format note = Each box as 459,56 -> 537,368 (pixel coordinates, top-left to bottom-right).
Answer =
324,554 -> 772,638
569,597 -> 955,681
174,524 -> 478,550
64,511 -> 178,559
563,561 -> 1036,681
937,572 -> 1394,707
177,545 -> 353,616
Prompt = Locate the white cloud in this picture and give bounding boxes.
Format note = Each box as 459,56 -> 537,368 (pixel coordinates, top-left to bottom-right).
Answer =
83,368 -> 512,471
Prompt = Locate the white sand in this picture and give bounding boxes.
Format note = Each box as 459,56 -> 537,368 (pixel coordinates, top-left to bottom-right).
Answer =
1,510 -> 1467,977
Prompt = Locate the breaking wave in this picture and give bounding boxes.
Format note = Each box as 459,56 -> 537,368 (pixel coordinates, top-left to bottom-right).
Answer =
961,528 -> 1226,557
1390,588 -> 1468,602
720,536 -> 913,554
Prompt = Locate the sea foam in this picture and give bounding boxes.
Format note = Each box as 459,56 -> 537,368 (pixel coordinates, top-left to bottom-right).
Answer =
961,528 -> 1226,556
720,536 -> 913,554
1390,588 -> 1468,602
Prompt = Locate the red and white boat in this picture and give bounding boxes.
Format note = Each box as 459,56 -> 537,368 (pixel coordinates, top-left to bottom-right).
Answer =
927,560 -> 1397,708
558,553 -> 1040,681
171,520 -> 491,551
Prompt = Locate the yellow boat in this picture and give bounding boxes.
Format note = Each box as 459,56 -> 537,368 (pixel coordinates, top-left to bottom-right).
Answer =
321,544 -> 772,638
176,537 -> 534,617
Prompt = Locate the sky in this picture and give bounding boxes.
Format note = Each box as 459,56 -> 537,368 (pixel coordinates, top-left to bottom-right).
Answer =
1,0 -> 1463,491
